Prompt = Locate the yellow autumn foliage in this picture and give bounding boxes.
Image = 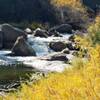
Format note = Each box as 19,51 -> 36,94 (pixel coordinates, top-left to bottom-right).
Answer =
3,45 -> 100,100
52,0 -> 84,11
3,40 -> 100,100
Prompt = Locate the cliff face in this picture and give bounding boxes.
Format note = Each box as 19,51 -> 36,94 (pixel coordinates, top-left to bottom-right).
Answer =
0,0 -> 57,23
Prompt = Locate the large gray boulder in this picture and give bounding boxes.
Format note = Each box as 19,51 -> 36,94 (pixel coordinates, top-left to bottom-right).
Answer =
49,41 -> 66,52
0,24 -> 27,49
49,24 -> 72,34
12,36 -> 36,56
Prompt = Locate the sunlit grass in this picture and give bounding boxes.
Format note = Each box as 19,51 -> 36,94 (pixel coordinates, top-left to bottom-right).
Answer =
2,45 -> 100,100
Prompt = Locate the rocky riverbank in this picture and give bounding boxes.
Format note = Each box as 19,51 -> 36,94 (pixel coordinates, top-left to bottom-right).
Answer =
0,23 -> 87,91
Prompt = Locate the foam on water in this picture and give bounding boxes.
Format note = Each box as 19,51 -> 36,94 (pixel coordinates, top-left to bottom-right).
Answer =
28,34 -> 71,56
0,34 -> 73,72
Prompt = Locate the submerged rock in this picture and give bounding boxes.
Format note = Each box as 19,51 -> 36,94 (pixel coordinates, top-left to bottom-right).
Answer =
46,52 -> 68,62
0,24 -> 27,49
12,36 -> 36,56
49,41 -> 66,52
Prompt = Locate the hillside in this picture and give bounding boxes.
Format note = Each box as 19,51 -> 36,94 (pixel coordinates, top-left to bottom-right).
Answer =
0,0 -> 57,23
0,0 -> 88,24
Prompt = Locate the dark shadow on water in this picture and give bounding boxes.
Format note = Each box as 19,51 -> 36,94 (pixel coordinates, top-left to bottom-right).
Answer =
0,64 -> 41,92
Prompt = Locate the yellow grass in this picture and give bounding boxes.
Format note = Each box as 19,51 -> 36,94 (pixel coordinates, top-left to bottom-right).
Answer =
1,44 -> 100,100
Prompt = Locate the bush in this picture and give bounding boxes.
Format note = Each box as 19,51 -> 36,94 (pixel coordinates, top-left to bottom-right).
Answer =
88,16 -> 100,44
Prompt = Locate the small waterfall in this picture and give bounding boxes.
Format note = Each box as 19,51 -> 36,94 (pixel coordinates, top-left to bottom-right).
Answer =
27,34 -> 71,56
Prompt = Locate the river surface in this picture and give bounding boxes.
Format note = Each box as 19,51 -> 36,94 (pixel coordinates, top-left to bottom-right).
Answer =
0,34 -> 74,91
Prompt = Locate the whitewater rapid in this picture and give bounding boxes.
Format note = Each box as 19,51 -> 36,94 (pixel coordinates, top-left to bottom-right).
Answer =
0,34 -> 73,73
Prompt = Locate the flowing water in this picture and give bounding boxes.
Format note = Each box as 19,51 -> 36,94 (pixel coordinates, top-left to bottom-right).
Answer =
0,34 -> 73,91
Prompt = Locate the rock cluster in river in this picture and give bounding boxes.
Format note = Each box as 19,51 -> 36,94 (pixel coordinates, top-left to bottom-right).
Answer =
0,23 -> 80,59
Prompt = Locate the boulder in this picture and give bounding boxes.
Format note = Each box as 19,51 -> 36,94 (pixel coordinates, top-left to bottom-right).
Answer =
0,31 -> 3,49
0,24 -> 27,49
49,41 -> 66,52
12,36 -> 36,56
49,24 -> 72,34
47,53 -> 68,62
33,28 -> 48,38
